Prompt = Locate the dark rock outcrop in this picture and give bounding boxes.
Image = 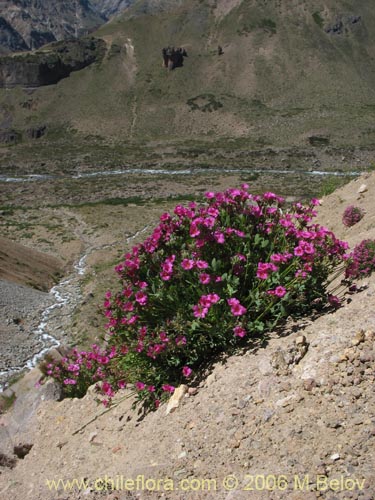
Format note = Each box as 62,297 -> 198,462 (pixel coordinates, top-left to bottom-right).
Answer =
0,129 -> 21,144
0,17 -> 28,54
0,37 -> 105,88
325,15 -> 361,35
162,46 -> 187,70
26,125 -> 46,139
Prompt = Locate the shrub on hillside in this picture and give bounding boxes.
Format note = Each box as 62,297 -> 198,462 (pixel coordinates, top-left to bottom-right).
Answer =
342,205 -> 365,227
345,239 -> 375,279
45,186 -> 350,408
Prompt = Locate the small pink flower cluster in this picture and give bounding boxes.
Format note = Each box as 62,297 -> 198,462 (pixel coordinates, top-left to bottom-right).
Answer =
193,293 -> 220,318
342,205 -> 365,227
345,239 -> 375,279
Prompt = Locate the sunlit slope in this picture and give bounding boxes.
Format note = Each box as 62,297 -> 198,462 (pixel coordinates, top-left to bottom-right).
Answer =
1,0 -> 375,148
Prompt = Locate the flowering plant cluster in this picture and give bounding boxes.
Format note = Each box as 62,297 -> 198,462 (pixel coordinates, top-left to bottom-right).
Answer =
342,205 -> 365,227
46,186 -> 350,408
345,239 -> 375,279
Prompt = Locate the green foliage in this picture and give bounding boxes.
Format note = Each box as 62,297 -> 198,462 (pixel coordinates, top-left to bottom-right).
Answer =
47,187 -> 349,410
312,12 -> 324,29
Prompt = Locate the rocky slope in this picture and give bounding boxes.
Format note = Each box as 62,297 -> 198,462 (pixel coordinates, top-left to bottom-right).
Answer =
0,0 -> 136,55
0,236 -> 63,291
1,0 -> 375,172
0,173 -> 374,500
0,37 -> 106,88
0,0 -> 104,54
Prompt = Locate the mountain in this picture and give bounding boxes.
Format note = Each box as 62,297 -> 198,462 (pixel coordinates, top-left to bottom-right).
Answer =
1,0 -> 375,172
0,0 -> 136,55
90,0 -> 135,19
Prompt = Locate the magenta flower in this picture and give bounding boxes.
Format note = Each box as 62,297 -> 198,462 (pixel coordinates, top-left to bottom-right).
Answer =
196,260 -> 209,269
159,331 -> 169,342
214,231 -> 225,244
328,294 -> 341,308
135,381 -> 146,391
182,366 -> 192,378
190,223 -> 200,237
135,291 -> 148,306
193,304 -> 209,318
208,293 -> 220,304
181,258 -> 194,270
233,325 -> 246,337
199,273 -> 211,284
227,298 -> 247,316
162,384 -> 175,393
175,335 -> 187,346
63,378 -> 77,385
274,286 -> 287,298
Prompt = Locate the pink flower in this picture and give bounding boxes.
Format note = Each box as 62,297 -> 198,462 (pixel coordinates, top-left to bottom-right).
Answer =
227,298 -> 247,316
63,378 -> 77,385
160,212 -> 171,222
181,259 -> 194,270
199,273 -> 211,284
162,384 -> 175,393
294,246 -> 304,257
175,335 -> 187,346
135,291 -> 148,306
328,294 -> 341,308
274,286 -> 287,298
135,381 -> 146,391
160,271 -> 172,281
118,380 -> 126,389
208,293 -> 220,304
205,191 -> 215,199
182,366 -> 192,378
233,325 -> 246,337
196,260 -> 209,269
160,331 -> 169,342
190,223 -> 200,238
214,231 -> 225,244
193,304 -> 209,318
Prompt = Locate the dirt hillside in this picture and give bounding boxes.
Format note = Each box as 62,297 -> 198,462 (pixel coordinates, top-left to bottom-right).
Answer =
0,173 -> 375,500
0,236 -> 64,291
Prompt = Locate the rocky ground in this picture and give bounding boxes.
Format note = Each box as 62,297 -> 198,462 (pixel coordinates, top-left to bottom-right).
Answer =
0,173 -> 374,500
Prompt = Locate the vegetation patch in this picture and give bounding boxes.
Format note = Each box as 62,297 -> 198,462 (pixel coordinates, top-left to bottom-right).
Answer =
187,94 -> 224,113
45,186 -> 351,409
312,12 -> 324,29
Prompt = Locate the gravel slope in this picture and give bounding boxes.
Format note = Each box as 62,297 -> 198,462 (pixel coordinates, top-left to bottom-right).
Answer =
0,173 -> 374,500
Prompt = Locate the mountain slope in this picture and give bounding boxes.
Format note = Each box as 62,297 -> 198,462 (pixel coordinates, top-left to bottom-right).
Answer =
0,0 -> 136,55
1,0 -> 375,170
1,172 -> 375,499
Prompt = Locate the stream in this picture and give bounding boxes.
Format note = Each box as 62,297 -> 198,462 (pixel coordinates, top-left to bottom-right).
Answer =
0,166 -> 362,184
0,225 -> 150,392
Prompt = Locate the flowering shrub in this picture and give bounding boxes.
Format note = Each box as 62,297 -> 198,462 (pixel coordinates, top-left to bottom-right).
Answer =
345,239 -> 375,279
46,186 -> 349,408
342,205 -> 365,227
